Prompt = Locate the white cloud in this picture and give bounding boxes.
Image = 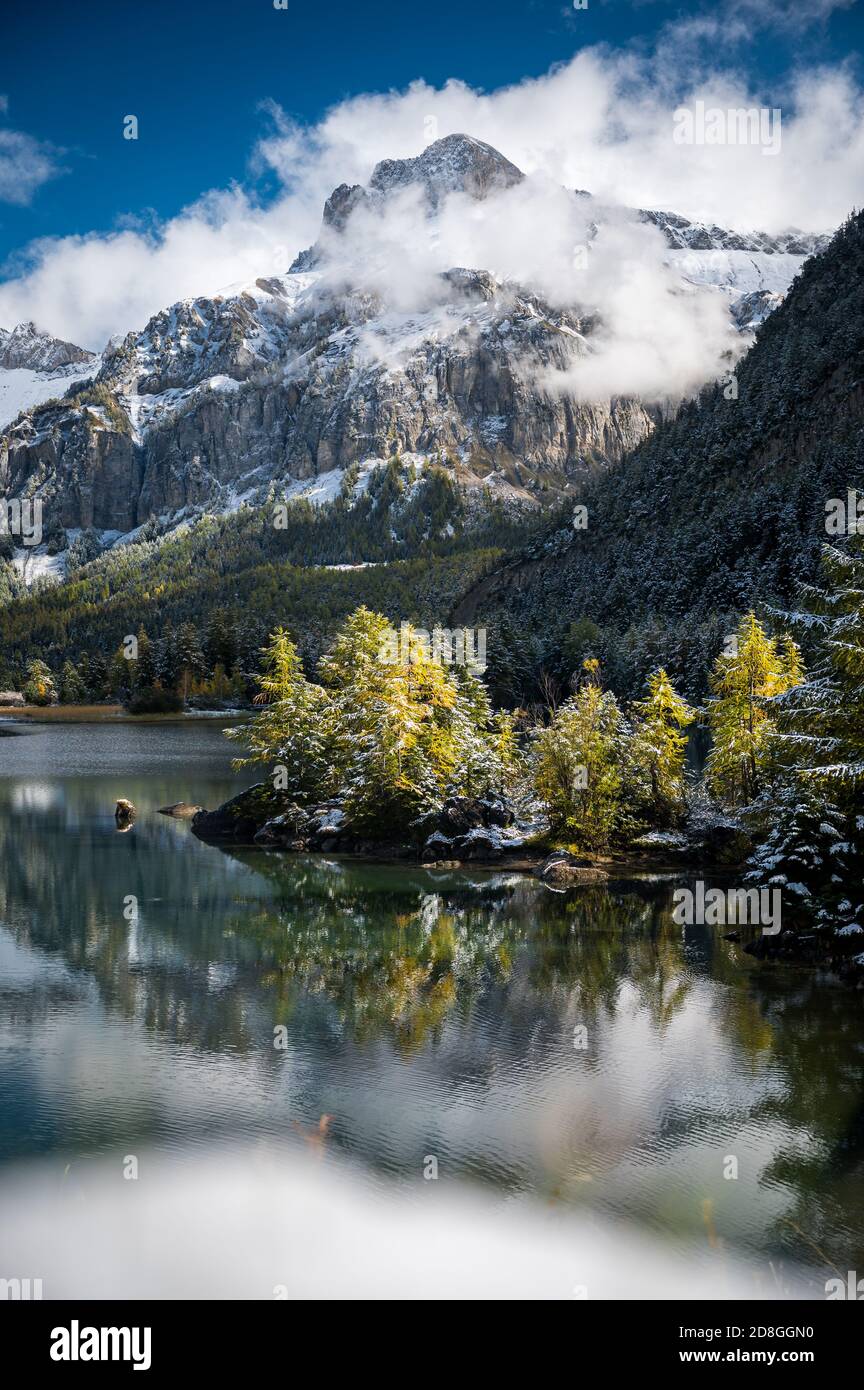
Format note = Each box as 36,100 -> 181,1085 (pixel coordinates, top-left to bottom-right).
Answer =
0,186 -> 317,351
595,0 -> 856,30
0,120 -> 64,206
0,23 -> 861,361
724,0 -> 857,28
311,176 -> 738,403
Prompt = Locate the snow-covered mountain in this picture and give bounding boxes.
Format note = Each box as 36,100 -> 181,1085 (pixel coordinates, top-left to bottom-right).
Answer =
637,210 -> 828,327
294,134 -> 829,321
0,321 -> 94,373
292,134 -> 525,270
636,206 -> 827,257
0,134 -> 832,566
0,322 -> 97,429
1,265 -> 657,545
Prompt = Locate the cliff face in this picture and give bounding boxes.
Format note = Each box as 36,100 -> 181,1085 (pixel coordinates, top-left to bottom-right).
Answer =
0,402 -> 140,532
0,266 -> 658,538
0,134 -> 827,550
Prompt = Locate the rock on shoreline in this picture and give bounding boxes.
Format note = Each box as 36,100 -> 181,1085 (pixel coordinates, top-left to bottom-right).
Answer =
534,852 -> 609,888
191,786 -> 529,863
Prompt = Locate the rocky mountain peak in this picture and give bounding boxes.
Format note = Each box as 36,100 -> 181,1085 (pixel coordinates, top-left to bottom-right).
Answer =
291,135 -> 525,272
322,183 -> 368,232
368,133 -> 524,208
0,321 -> 95,373
637,207 -> 830,256
0,323 -> 99,430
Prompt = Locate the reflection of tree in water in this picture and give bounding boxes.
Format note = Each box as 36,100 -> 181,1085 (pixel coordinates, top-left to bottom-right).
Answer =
0,787 -> 275,1053
0,797 -> 714,1056
526,883 -> 694,1032
224,855 -> 532,1054
224,855 -> 703,1052
5,785 -> 864,1273
732,965 -> 864,1275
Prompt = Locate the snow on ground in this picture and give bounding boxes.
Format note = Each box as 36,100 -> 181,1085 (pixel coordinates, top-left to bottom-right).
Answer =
320,562 -> 381,571
668,249 -> 804,298
0,363 -> 96,429
210,270 -> 320,309
10,547 -> 66,583
274,467 -> 345,507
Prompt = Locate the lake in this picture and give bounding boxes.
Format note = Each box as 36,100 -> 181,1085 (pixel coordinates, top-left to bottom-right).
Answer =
1,718 -> 862,1294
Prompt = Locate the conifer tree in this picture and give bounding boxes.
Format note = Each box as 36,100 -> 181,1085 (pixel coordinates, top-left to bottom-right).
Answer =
317,608 -> 506,830
769,537 -> 864,793
108,644 -> 133,700
744,780 -> 861,934
228,627 -> 332,806
705,612 -> 802,804
59,659 -> 87,705
175,622 -> 207,702
205,609 -> 239,675
321,609 -> 457,829
531,658 -> 626,850
134,628 -> 156,689
629,667 -> 695,826
446,666 -> 516,798
84,651 -> 109,701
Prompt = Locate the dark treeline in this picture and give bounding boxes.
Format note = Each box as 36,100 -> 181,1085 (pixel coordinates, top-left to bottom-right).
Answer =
474,209 -> 864,705
0,460 -> 539,693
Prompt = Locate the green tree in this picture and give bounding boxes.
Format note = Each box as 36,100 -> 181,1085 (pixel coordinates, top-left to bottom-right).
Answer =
448,665 -> 517,798
320,609 -> 458,829
705,612 -> 801,804
318,608 -> 506,830
23,659 -> 57,706
108,644 -> 133,701
205,609 -> 238,675
531,658 -> 626,850
175,622 -> 206,702
84,651 -> 109,701
770,537 -> 864,795
744,780 -> 860,933
228,627 -> 332,806
629,667 -> 695,827
59,659 -> 87,705
133,628 -> 156,689
155,621 -> 179,692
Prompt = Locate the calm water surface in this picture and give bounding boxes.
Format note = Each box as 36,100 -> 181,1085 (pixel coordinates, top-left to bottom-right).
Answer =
1,719 -> 862,1287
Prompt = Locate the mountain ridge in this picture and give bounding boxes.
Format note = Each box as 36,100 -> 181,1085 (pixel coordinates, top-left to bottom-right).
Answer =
0,322 -> 97,431
0,134 -> 834,573
457,208 -> 864,701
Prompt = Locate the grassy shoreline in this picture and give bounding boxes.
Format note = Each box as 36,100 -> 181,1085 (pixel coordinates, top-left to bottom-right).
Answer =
0,704 -> 250,724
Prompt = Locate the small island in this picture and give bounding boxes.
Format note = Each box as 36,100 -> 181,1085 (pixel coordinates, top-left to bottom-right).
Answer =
186,582 -> 863,978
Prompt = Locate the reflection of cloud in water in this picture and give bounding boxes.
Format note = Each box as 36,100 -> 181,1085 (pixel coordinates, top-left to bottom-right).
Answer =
0,930 -> 79,991
0,904 -> 803,1270
3,738 -> 863,1283
0,1144 -> 818,1300
10,781 -> 63,813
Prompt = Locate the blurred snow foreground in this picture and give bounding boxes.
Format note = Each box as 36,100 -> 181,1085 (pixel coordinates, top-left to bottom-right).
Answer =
0,1144 -> 814,1301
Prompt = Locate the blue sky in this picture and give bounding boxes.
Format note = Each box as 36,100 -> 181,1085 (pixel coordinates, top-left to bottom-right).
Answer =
1,0 -> 860,263
0,0 -> 861,346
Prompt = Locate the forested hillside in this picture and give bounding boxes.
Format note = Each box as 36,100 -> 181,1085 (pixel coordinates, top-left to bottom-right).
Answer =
468,210 -> 864,703
3,213 -> 862,711
0,460 -> 534,692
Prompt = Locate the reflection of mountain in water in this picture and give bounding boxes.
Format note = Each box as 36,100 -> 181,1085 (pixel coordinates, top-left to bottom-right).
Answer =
1,740 -> 863,1279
